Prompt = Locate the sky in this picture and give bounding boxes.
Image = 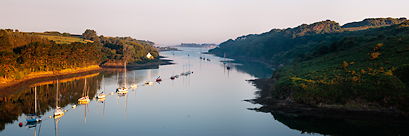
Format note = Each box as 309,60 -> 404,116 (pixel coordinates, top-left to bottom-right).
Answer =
0,0 -> 408,45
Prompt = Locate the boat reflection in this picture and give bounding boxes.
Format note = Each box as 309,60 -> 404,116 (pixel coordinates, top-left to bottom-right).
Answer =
26,121 -> 42,136
96,97 -> 106,120
54,117 -> 61,136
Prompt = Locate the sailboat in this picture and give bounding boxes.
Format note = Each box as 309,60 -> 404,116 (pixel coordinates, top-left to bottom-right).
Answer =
54,80 -> 64,118
78,78 -> 90,103
170,64 -> 176,80
97,75 -> 107,99
26,85 -> 42,122
223,53 -> 227,65
199,48 -> 202,59
117,61 -> 129,94
226,54 -> 231,70
181,62 -> 186,76
130,71 -> 137,88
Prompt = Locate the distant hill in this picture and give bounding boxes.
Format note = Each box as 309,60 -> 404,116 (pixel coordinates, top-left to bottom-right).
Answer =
342,17 -> 407,28
176,43 -> 217,48
209,20 -> 345,63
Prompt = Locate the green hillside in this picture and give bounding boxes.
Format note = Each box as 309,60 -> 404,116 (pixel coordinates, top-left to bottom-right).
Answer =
273,21 -> 409,111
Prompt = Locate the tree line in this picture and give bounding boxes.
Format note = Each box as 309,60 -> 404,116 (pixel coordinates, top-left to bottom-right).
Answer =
0,29 -> 158,81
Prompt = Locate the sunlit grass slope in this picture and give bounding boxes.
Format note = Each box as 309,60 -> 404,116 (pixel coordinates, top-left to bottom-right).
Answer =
37,35 -> 89,44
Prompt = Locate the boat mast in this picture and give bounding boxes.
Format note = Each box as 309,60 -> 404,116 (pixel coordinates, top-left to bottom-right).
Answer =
84,78 -> 87,97
124,61 -> 127,87
55,80 -> 59,109
35,86 -> 37,114
87,79 -> 89,97
102,75 -> 105,92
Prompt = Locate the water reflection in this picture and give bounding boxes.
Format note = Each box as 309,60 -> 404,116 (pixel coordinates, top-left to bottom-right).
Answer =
226,59 -> 274,78
271,111 -> 409,136
0,73 -> 100,132
28,122 -> 42,136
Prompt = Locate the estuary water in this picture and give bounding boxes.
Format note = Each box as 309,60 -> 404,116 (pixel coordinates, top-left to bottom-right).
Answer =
1,47 -> 301,136
7,47 -> 407,136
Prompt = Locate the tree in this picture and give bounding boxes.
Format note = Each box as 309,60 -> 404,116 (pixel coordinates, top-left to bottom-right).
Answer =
82,29 -> 97,40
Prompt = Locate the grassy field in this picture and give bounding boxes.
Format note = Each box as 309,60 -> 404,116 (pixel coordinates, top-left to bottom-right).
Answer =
37,35 -> 89,44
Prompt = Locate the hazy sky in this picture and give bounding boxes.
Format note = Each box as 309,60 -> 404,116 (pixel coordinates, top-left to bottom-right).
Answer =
1,0 -> 407,45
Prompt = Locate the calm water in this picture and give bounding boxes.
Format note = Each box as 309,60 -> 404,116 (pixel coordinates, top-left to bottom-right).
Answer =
2,47 -> 407,136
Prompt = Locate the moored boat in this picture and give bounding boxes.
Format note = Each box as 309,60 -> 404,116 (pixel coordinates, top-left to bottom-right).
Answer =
26,85 -> 42,123
54,80 -> 65,118
78,78 -> 90,102
97,75 -> 107,99
156,76 -> 162,82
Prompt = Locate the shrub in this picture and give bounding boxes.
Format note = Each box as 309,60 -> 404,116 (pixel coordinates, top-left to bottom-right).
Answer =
374,43 -> 383,51
369,52 -> 381,60
340,61 -> 349,69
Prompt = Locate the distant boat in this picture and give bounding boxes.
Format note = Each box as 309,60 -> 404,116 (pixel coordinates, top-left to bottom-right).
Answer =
145,81 -> 154,85
181,62 -> 186,75
130,83 -> 137,88
223,53 -> 227,65
78,78 -> 90,103
55,80 -> 65,117
170,64 -> 176,80
226,53 -> 231,70
26,85 -> 42,123
97,76 -> 107,99
156,76 -> 162,82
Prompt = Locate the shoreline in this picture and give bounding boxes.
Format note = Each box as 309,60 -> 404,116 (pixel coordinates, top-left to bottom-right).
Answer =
100,57 -> 174,69
0,58 -> 174,98
247,78 -> 409,123
0,66 -> 103,98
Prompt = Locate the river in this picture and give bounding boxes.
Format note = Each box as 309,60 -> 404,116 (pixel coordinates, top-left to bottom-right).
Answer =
1,47 -> 407,136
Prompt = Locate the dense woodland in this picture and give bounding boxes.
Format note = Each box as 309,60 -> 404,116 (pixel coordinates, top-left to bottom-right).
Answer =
211,17 -> 409,112
82,29 -> 158,65
0,29 -> 158,82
